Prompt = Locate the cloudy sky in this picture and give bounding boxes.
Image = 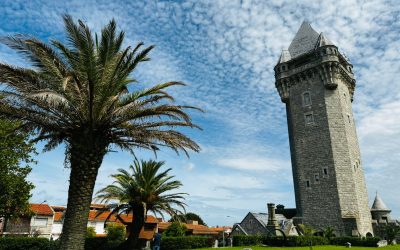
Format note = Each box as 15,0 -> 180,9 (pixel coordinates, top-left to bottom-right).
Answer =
1,0 -> 399,226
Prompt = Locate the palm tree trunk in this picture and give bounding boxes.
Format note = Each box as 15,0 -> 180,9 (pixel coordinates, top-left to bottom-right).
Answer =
59,140 -> 107,250
125,204 -> 145,250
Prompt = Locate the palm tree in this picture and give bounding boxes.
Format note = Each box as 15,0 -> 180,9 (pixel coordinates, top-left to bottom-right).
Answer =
0,16 -> 200,250
96,159 -> 186,249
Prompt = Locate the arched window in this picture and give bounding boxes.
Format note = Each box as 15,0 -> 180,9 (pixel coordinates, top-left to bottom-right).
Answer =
303,92 -> 311,106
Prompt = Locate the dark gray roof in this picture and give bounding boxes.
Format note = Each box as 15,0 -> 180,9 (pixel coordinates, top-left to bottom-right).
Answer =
250,212 -> 290,228
371,193 -> 391,211
288,21 -> 320,58
284,21 -> 336,61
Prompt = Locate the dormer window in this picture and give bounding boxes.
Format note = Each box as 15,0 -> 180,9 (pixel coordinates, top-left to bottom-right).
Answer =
303,92 -> 311,106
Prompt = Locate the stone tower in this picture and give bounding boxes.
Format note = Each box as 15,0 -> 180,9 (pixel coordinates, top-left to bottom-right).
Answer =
274,22 -> 373,236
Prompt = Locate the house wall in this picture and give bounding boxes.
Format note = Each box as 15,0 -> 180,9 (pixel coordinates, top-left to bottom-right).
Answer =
88,221 -> 106,235
30,215 -> 54,239
4,217 -> 31,235
51,222 -> 63,240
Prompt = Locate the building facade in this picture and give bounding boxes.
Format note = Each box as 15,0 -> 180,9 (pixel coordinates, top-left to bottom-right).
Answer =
274,22 -> 373,236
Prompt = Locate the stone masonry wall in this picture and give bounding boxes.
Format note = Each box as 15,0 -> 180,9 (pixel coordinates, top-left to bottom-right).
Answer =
276,48 -> 373,236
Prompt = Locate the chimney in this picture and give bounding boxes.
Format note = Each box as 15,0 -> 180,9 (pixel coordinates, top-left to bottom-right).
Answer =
267,203 -> 279,234
187,220 -> 198,225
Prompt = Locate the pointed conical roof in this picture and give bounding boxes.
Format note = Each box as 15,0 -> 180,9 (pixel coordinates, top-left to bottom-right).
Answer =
278,50 -> 291,63
316,32 -> 335,48
371,192 -> 391,211
288,21 -> 320,58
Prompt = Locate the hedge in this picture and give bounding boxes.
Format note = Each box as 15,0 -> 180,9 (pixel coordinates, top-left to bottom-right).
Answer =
0,237 -> 123,250
0,238 -> 58,250
233,235 -> 330,247
160,236 -> 213,250
330,236 -> 381,247
285,236 -> 329,246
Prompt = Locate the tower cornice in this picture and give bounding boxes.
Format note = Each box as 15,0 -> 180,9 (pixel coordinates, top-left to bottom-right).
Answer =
274,48 -> 355,103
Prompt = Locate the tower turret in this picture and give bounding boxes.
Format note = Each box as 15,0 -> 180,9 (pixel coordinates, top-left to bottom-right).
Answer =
275,22 -> 373,236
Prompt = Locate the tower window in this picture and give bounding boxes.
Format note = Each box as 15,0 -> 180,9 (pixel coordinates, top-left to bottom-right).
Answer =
305,112 -> 314,124
303,92 -> 311,106
323,168 -> 328,175
314,174 -> 320,183
306,180 -> 310,188
347,114 -> 351,124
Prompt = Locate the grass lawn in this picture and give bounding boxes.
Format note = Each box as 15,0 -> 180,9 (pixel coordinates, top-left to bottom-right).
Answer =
196,246 -> 400,250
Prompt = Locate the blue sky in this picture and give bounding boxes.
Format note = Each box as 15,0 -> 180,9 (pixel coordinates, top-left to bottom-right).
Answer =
1,0 -> 399,227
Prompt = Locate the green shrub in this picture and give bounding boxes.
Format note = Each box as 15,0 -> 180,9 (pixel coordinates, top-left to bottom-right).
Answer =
0,237 -> 125,250
86,226 -> 96,238
84,237 -> 122,250
330,236 -> 381,247
106,223 -> 126,242
0,237 -> 57,250
162,221 -> 187,237
286,236 -> 329,246
232,235 -> 329,247
232,235 -> 263,246
160,236 -> 212,250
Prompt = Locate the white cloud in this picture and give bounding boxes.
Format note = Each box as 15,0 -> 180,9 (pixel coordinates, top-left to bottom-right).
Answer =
2,0 -> 400,224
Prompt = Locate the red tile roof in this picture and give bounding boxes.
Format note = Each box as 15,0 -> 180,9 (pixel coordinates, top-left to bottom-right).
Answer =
30,204 -> 53,216
139,224 -> 157,240
158,222 -> 218,235
51,206 -> 66,212
54,212 -> 63,222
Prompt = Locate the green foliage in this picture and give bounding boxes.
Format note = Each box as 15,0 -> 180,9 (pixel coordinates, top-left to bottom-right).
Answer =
106,223 -> 126,242
84,238 -> 121,250
330,236 -> 381,247
382,224 -> 400,244
0,14 -> 200,248
163,221 -> 187,237
0,237 -> 58,250
323,226 -> 335,240
297,224 -> 316,236
0,119 -> 36,229
232,235 -> 329,247
160,236 -> 212,250
232,235 -> 263,246
169,212 -> 207,226
286,236 -> 329,246
86,226 -> 97,238
95,159 -> 187,248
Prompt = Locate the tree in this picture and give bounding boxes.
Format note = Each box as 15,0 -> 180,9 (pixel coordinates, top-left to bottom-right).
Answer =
163,222 -> 187,237
384,224 -> 400,245
96,160 -> 187,248
323,226 -> 335,240
169,212 -> 207,226
0,119 -> 36,233
0,15 -> 200,250
106,223 -> 126,242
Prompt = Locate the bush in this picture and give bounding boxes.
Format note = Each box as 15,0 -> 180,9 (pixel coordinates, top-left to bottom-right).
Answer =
0,237 -> 57,250
232,235 -> 329,247
84,237 -> 122,250
106,223 -> 126,242
330,236 -> 381,247
286,236 -> 329,246
162,221 -> 187,237
160,236 -> 212,250
86,226 -> 96,238
232,235 -> 263,246
0,237 -> 125,250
